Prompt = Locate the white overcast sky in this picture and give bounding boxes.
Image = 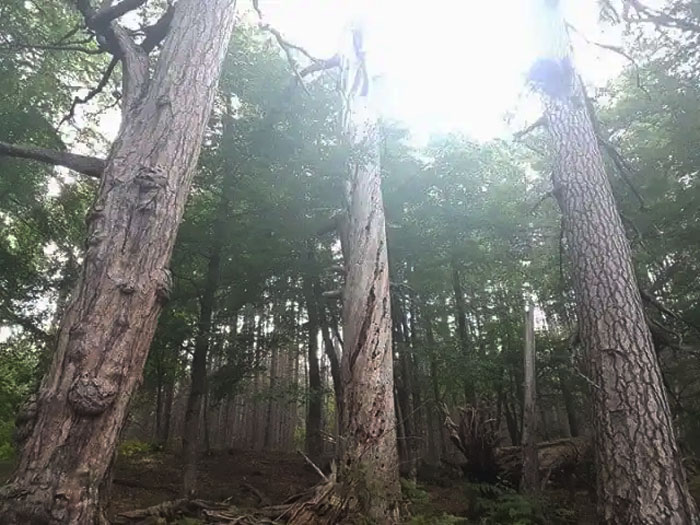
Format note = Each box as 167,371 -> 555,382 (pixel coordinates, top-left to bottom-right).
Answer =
256,0 -> 626,141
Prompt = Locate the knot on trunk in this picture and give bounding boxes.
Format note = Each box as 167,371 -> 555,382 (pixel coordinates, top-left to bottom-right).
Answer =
14,394 -> 37,444
68,373 -> 117,417
136,166 -> 168,212
154,268 -> 172,304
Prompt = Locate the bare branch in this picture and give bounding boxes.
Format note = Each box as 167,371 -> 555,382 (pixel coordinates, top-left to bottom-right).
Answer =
252,0 -> 337,93
0,141 -> 104,178
567,22 -> 649,97
625,0 -> 700,33
300,55 -> 340,77
513,116 -> 546,140
140,4 -> 175,52
597,134 -> 647,209
641,288 -> 700,335
322,289 -> 342,299
0,42 -> 103,54
59,56 -> 119,127
90,0 -> 149,27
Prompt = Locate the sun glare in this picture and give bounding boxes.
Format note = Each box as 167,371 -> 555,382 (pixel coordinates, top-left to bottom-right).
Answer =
262,0 -> 625,141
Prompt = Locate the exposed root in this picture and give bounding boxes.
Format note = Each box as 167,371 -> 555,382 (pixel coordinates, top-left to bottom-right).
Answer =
114,498 -> 277,524
115,469 -> 368,524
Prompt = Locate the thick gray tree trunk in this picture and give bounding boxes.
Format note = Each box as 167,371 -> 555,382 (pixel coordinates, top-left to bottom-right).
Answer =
0,1 -> 237,522
535,2 -> 698,522
337,24 -> 401,523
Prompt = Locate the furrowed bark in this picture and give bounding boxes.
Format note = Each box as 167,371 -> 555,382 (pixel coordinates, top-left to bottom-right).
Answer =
535,2 -> 698,522
0,0 -> 237,522
337,24 -> 401,523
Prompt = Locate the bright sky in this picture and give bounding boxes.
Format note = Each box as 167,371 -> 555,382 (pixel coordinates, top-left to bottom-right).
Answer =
259,0 -> 626,141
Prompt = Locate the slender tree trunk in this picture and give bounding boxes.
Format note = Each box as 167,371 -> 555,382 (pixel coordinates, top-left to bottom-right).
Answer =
535,2 -> 697,521
182,105 -> 237,496
158,376 -> 175,447
302,260 -> 323,461
0,2 -> 236,522
317,284 -> 342,417
264,340 -> 278,450
450,255 -> 474,402
337,25 -> 400,523
393,298 -> 417,479
558,364 -> 579,438
520,306 -> 539,493
154,359 -> 164,442
426,317 -> 445,460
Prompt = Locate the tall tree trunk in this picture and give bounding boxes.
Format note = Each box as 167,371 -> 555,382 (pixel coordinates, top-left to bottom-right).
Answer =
182,104 -> 236,496
450,255 -> 474,402
316,283 -> 342,417
0,1 -> 237,522
337,25 -> 400,523
393,297 -> 417,479
302,256 -> 323,461
520,306 -> 539,493
264,338 -> 279,450
158,376 -> 175,447
560,374 -> 579,438
535,2 -> 697,521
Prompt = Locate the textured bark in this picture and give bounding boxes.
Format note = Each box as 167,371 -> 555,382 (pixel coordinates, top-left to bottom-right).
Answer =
337,26 -> 401,523
520,307 -> 539,493
0,1 -> 237,522
537,2 -> 698,522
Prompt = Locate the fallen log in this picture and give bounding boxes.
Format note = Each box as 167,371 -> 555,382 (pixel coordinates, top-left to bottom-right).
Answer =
495,437 -> 592,487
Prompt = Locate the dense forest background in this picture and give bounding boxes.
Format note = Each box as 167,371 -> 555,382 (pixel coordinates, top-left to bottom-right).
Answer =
1,0 -> 700,523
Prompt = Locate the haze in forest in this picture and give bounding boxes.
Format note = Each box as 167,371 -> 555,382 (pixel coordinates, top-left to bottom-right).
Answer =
1,0 -> 699,524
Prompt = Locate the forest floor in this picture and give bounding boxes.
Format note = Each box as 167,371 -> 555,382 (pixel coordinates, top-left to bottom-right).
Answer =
5,449 -> 697,523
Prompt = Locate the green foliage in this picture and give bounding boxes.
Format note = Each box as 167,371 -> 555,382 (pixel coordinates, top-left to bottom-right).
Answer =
409,514 -> 467,525
0,421 -> 15,461
0,340 -> 39,459
463,482 -> 575,525
402,478 -> 430,505
118,440 -> 162,459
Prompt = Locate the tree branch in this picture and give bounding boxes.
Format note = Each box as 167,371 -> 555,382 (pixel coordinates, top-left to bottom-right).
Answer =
140,3 -> 175,52
59,56 -> 119,127
90,0 -> 149,27
513,116 -> 546,140
0,42 -> 103,54
75,0 -> 151,109
625,0 -> 700,33
0,141 -> 104,178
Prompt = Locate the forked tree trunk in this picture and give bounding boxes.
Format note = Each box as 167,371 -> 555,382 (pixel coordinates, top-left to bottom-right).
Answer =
0,1 -> 237,522
535,2 -> 697,521
337,25 -> 401,523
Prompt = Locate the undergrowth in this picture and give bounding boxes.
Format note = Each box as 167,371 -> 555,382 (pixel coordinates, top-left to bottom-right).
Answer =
402,477 -> 576,525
